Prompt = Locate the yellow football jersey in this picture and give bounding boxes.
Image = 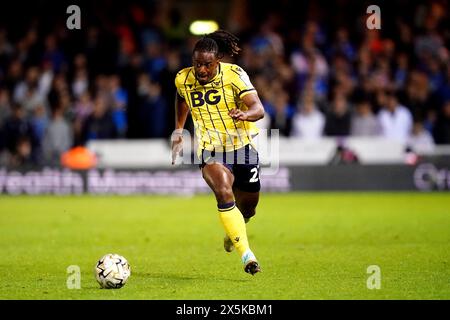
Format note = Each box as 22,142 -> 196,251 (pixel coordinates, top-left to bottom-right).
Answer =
175,62 -> 259,153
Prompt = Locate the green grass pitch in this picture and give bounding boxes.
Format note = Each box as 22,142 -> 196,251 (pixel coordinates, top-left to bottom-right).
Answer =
0,193 -> 449,299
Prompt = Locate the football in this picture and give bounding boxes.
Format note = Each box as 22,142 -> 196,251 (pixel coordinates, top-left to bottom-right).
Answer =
95,254 -> 131,289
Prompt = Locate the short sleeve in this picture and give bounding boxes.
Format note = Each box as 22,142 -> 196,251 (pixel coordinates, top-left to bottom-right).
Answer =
174,72 -> 185,99
231,66 -> 256,98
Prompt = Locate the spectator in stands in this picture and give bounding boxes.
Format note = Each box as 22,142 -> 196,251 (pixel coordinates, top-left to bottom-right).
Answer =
136,73 -> 167,138
265,89 -> 295,136
407,121 -> 435,154
291,92 -> 325,139
0,88 -> 12,128
143,40 -> 167,82
398,70 -> 438,124
326,27 -> 356,62
72,91 -> 93,144
0,88 -> 11,156
4,59 -> 23,93
13,66 -> 47,116
426,58 -> 445,94
30,103 -> 48,145
72,69 -> 89,100
433,100 -> 450,144
377,90 -> 413,144
49,73 -> 71,101
162,8 -> 188,45
159,50 -> 183,137
393,52 -> 409,90
81,95 -> 117,143
328,55 -> 355,98
15,29 -> 40,68
250,15 -> 285,58
42,34 -> 66,74
350,96 -> 379,136
437,65 -> 450,106
42,104 -> 73,165
73,91 -> 94,123
3,104 -> 39,165
0,28 -> 14,69
109,75 -> 128,138
39,59 -> 54,99
324,91 -> 351,136
8,136 -> 34,167
291,31 -> 329,99
94,75 -> 111,102
71,54 -> 89,98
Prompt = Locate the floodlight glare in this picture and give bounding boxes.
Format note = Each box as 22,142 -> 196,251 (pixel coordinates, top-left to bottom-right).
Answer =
189,20 -> 219,35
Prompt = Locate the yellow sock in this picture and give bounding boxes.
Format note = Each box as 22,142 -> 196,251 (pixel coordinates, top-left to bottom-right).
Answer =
218,202 -> 251,259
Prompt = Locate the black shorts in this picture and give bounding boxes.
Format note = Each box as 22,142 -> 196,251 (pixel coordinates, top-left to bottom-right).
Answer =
199,144 -> 261,193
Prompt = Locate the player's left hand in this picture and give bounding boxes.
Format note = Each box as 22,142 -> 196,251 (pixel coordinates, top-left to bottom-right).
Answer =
228,108 -> 248,121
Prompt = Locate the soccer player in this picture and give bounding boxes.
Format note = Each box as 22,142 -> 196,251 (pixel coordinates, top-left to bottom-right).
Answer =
171,30 -> 264,275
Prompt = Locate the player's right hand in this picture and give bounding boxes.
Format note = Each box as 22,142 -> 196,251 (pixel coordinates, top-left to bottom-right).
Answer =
171,133 -> 183,165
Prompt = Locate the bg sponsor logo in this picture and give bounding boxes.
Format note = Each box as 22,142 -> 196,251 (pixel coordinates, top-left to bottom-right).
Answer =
190,90 -> 221,107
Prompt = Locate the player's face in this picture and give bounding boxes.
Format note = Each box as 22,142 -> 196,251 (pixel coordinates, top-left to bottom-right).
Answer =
193,51 -> 219,84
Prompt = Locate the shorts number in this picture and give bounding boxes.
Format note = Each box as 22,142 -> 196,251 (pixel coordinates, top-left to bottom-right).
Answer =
249,167 -> 259,183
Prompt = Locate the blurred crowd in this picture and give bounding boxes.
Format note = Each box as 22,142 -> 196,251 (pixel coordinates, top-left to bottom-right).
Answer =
0,0 -> 449,167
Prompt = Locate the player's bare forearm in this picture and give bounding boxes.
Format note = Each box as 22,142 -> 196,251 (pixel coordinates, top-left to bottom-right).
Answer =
175,94 -> 190,131
242,101 -> 265,121
229,92 -> 265,122
172,94 -> 189,165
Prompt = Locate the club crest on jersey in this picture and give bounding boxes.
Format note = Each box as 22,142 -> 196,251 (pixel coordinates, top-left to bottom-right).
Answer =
190,89 -> 221,107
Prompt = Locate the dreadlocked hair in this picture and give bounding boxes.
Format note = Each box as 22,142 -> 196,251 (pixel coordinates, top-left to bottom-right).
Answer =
193,29 -> 241,58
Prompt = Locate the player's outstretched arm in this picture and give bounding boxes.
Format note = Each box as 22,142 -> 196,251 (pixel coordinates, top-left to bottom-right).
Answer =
172,94 -> 189,165
228,92 -> 265,122
175,93 -> 189,130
